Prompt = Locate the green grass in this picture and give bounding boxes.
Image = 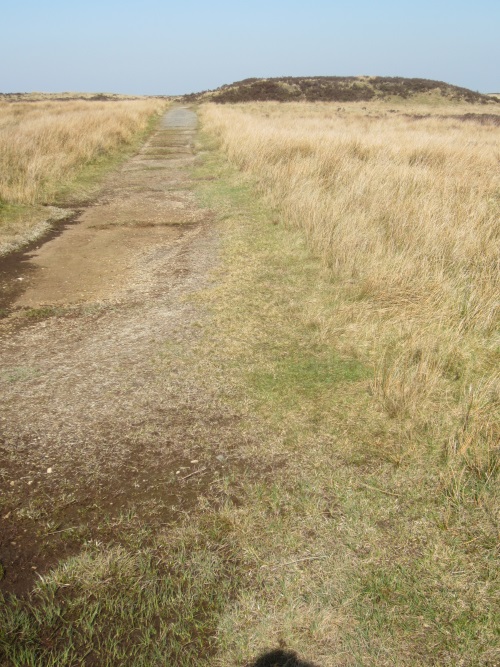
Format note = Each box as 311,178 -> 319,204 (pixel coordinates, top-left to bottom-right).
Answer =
0,202 -> 61,251
0,203 -> 41,226
0,515 -> 242,667
250,347 -> 368,399
21,306 -> 68,320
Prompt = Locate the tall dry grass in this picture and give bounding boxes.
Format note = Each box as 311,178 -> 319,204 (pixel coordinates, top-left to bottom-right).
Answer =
201,102 -> 500,470
0,99 -> 165,205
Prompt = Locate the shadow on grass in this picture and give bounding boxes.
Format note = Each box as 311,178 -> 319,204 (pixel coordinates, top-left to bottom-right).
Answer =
247,649 -> 320,667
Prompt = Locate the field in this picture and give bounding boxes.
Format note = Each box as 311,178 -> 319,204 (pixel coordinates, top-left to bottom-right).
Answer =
192,101 -> 500,664
0,98 -> 499,666
201,101 -> 500,467
0,98 -> 166,253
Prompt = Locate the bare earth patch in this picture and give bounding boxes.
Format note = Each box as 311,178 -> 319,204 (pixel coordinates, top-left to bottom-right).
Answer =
0,108 -> 248,596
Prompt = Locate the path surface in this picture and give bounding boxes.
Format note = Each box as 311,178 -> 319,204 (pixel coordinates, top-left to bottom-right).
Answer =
15,108 -> 205,307
0,108 -> 242,594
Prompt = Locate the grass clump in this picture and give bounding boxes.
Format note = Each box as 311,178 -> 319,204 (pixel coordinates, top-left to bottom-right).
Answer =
0,514 -> 242,667
21,306 -> 67,320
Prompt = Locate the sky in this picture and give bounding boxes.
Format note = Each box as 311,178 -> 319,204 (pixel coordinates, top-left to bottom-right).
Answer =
1,0 -> 499,95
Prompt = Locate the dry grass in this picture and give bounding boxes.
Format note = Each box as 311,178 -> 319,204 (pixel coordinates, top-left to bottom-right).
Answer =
0,98 -> 166,206
188,140 -> 500,665
200,101 -> 500,466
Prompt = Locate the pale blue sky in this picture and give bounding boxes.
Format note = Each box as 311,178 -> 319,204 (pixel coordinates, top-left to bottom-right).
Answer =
1,0 -> 498,95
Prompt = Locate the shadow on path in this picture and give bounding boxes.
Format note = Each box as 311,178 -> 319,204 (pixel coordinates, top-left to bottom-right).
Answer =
247,649 -> 321,667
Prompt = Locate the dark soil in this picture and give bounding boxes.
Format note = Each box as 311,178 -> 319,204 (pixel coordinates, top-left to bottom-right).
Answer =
0,208 -> 86,313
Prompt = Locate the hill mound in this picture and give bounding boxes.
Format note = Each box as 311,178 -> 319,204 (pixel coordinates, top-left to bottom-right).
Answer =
184,76 -> 497,105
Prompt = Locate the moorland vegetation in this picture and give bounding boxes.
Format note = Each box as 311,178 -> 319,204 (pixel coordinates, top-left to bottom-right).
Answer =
185,76 -> 498,105
201,101 -> 500,468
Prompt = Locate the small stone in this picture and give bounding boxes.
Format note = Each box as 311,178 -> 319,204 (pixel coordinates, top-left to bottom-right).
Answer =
175,470 -> 180,475
46,467 -> 53,474
216,454 -> 225,462
27,480 -> 33,485
9,481 -> 15,486
190,459 -> 199,464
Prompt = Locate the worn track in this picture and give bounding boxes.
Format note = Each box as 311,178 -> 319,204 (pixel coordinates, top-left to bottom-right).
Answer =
0,108 -> 242,595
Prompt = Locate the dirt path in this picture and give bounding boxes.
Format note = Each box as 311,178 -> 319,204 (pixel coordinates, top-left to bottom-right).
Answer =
11,108 -> 205,307
0,108 -> 243,595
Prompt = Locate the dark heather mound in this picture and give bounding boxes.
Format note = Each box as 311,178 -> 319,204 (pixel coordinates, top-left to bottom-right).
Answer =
183,76 -> 498,105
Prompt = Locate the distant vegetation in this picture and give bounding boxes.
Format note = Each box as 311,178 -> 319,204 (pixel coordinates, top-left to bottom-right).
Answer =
186,76 -> 497,104
0,92 -> 167,102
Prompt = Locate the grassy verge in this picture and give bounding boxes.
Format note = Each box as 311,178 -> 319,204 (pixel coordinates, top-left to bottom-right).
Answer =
1,119 -> 498,667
